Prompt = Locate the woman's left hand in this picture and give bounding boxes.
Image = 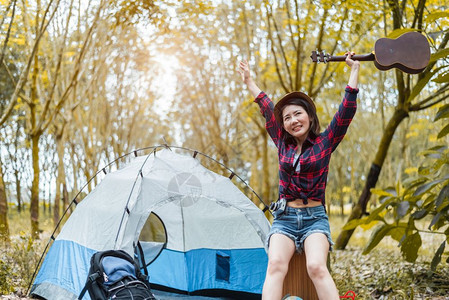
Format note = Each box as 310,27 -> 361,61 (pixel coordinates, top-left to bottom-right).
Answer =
346,51 -> 360,89
345,51 -> 360,69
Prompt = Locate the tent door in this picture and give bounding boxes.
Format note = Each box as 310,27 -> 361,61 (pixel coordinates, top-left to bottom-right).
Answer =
137,212 -> 167,267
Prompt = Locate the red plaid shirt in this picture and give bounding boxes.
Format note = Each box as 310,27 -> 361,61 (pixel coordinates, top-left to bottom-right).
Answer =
255,86 -> 359,205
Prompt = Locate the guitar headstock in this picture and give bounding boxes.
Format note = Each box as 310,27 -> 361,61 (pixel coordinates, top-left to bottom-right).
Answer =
310,50 -> 331,63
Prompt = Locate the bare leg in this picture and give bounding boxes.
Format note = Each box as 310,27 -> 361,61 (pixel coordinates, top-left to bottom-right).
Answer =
262,234 -> 296,300
304,233 -> 339,300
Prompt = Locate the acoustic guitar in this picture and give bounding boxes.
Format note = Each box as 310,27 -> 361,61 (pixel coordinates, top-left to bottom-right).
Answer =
310,31 -> 430,74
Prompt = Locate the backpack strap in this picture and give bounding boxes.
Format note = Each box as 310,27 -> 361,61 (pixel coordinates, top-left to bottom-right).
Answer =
78,271 -> 100,300
136,241 -> 149,277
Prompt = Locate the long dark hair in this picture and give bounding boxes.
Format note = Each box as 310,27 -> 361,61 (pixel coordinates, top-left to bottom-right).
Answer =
279,98 -> 320,144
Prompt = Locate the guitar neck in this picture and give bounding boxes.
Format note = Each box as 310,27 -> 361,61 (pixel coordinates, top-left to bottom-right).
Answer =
328,53 -> 375,62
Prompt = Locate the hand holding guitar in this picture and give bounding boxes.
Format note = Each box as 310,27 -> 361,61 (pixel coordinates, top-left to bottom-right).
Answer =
345,51 -> 360,68
345,51 -> 360,89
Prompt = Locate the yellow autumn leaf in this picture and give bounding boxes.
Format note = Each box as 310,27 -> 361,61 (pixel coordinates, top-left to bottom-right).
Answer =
406,131 -> 418,138
64,51 -> 77,57
429,134 -> 438,142
360,220 -> 379,230
404,167 -> 418,175
342,186 -> 352,193
360,210 -> 387,230
10,36 -> 26,46
41,71 -> 48,85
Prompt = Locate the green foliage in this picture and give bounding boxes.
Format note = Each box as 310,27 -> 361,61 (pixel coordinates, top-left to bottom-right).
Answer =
426,11 -> 449,23
408,66 -> 444,101
345,138 -> 449,269
431,240 -> 446,272
362,223 -> 394,255
0,257 -> 13,294
401,232 -> 422,263
343,100 -> 449,268
429,48 -> 449,63
436,104 -> 449,139
386,28 -> 416,39
0,232 -> 45,295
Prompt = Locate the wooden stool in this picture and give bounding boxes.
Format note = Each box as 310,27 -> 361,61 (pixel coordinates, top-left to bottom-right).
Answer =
282,252 -> 319,300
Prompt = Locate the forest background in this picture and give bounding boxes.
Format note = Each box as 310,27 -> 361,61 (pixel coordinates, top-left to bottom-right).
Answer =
0,0 -> 448,298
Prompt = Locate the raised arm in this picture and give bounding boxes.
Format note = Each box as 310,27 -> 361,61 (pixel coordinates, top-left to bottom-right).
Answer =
345,51 -> 360,89
238,59 -> 283,148
322,51 -> 360,151
238,60 -> 262,98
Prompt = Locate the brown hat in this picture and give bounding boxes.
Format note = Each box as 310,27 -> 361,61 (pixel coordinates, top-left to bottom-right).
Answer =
274,91 -> 316,125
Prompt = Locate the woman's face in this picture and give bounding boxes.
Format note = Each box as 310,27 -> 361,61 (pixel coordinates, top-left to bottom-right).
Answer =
282,104 -> 311,142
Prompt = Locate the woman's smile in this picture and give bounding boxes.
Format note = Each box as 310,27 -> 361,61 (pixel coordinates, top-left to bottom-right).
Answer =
282,104 -> 310,142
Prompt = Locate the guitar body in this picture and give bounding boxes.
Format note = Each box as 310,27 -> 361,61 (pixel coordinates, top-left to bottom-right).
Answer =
310,31 -> 430,74
374,32 -> 430,74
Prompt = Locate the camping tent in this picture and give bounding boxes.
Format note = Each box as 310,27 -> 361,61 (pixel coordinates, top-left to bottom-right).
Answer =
30,147 -> 270,299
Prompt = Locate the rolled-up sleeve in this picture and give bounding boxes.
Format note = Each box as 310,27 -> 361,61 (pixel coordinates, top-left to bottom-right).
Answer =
254,92 -> 283,148
324,85 -> 358,151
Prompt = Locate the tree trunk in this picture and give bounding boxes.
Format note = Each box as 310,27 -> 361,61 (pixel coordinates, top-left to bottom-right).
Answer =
15,169 -> 22,213
30,132 -> 41,239
0,162 -> 10,242
63,183 -> 69,215
335,108 -> 409,249
43,194 -> 47,215
338,165 -> 344,216
53,164 -> 61,228
30,27 -> 40,239
53,127 -> 66,227
70,143 -> 79,194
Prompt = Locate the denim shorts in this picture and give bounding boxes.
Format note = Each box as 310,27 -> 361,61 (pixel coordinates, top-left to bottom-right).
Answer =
267,205 -> 333,254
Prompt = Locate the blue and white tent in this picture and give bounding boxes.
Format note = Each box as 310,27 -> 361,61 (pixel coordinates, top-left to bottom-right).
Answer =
30,148 -> 270,299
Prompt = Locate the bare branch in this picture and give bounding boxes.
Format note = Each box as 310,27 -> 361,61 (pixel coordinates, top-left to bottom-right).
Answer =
38,0 -> 75,129
412,0 -> 426,30
41,0 -> 107,133
267,1 -> 290,92
0,0 -> 59,127
409,83 -> 449,111
307,8 -> 328,95
0,0 -> 17,64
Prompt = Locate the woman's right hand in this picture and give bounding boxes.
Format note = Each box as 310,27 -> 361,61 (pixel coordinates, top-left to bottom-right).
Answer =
238,59 -> 262,97
238,60 -> 251,84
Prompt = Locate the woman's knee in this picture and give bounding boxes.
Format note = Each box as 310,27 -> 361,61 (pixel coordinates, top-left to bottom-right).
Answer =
267,256 -> 289,276
266,234 -> 295,277
306,260 -> 328,280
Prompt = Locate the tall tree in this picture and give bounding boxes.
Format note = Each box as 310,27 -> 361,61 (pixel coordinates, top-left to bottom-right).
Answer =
59,0 -> 167,196
0,0 -> 19,240
3,118 -> 30,213
162,2 -> 256,163
0,162 -> 9,241
335,0 -> 449,249
22,0 -> 105,238
52,117 -> 66,227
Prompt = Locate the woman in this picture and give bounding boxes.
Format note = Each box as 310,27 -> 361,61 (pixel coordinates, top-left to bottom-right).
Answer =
238,52 -> 360,300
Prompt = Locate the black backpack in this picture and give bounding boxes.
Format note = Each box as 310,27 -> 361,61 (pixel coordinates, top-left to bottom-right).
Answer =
78,249 -> 156,300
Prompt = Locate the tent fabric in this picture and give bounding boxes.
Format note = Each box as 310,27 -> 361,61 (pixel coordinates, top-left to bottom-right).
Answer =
31,149 -> 270,300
